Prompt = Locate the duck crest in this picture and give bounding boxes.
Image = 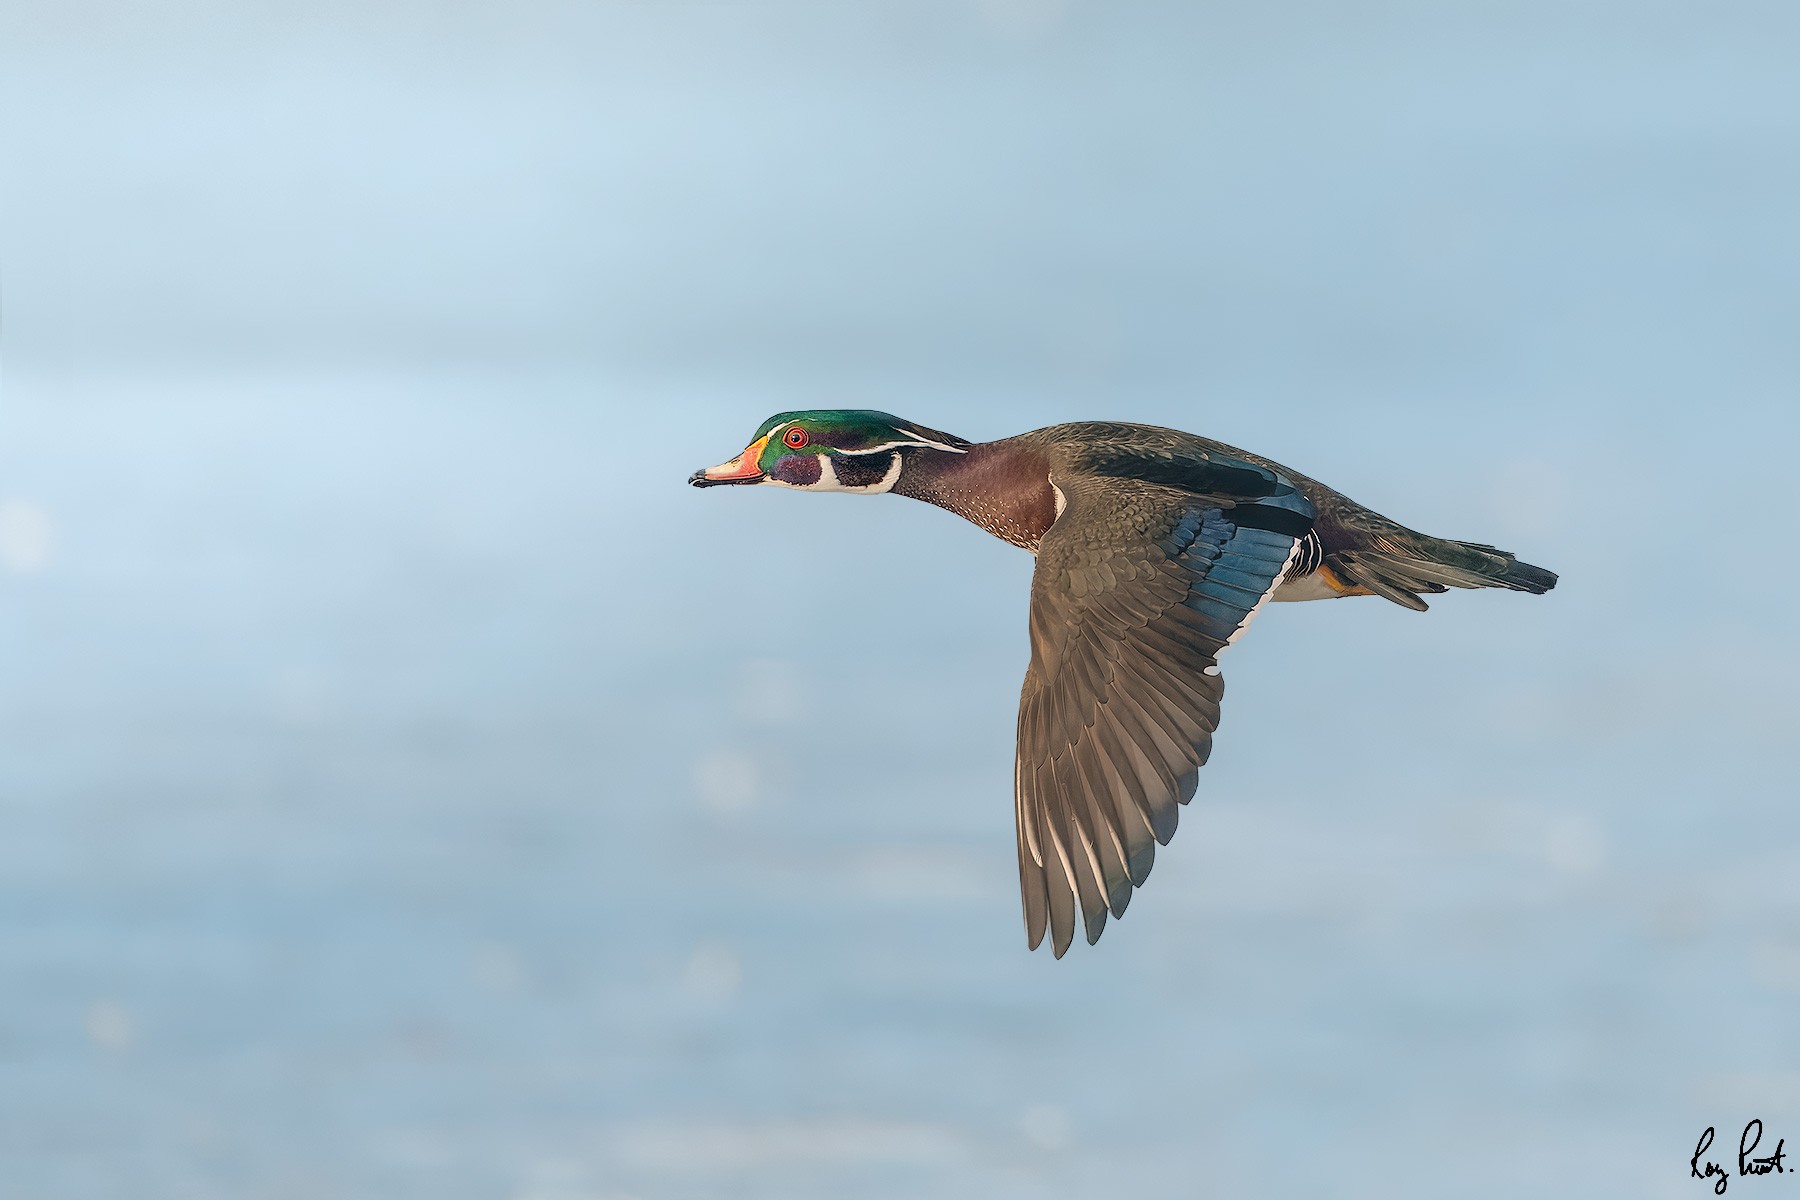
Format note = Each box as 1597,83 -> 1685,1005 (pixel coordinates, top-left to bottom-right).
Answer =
894,441 -> 1058,551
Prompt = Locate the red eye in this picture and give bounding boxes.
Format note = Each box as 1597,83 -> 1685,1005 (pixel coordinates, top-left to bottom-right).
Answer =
783,426 -> 809,448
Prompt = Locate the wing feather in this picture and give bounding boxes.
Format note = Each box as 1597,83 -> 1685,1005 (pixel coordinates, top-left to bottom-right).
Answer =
1013,475 -> 1314,955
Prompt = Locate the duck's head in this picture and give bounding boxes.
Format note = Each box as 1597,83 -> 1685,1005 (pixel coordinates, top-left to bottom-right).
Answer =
688,410 -> 969,493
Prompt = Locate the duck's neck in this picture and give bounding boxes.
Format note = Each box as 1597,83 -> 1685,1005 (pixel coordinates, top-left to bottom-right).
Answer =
892,440 -> 1058,552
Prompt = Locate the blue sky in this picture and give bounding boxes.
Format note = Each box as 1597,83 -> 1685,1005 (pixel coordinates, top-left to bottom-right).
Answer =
2,3 -> 1797,1197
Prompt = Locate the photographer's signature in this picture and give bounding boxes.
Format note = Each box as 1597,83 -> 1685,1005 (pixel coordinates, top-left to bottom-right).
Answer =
1693,1121 -> 1787,1193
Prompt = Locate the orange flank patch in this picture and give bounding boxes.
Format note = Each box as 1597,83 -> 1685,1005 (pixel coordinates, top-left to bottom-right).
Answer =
1318,564 -> 1374,597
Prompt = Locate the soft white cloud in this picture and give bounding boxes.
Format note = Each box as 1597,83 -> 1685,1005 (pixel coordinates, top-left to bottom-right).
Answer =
681,941 -> 743,1003
472,941 -> 529,994
0,500 -> 53,574
85,1000 -> 134,1052
611,1118 -> 965,1173
733,658 -> 806,727
693,748 -> 759,815
1017,1103 -> 1071,1151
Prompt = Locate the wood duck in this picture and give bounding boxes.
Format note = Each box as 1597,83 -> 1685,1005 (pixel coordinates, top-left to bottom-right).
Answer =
690,412 -> 1557,957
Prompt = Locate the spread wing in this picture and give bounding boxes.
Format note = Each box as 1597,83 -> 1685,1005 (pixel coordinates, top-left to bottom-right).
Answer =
1014,471 -> 1313,956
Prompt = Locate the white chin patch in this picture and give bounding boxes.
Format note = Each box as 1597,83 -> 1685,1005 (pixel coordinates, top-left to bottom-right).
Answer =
808,453 -> 904,494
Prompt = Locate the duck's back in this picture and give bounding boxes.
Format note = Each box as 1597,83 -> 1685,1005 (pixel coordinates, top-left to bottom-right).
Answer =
1011,421 -> 1555,609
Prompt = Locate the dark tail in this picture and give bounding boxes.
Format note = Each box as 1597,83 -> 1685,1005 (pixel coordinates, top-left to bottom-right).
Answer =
1327,534 -> 1557,612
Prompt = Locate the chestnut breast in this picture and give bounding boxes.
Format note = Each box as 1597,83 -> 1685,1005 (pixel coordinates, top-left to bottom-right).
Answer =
894,441 -> 1059,552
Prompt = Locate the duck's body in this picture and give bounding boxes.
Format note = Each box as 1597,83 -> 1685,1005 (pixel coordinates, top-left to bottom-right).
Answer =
884,422 -> 1554,608
691,412 -> 1556,956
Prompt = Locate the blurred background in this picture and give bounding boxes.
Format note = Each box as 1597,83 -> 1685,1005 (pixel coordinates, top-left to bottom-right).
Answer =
1,1 -> 1796,1197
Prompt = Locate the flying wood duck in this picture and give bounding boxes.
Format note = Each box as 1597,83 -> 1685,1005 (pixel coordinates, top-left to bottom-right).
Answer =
690,412 -> 1557,957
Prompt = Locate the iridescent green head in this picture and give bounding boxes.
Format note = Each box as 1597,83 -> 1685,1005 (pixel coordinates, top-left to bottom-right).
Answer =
688,410 -> 969,493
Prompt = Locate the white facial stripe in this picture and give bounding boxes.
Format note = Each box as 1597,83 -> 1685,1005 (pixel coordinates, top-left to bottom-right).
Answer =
894,429 -> 968,453
834,441 -> 918,456
810,451 -> 905,494
833,437 -> 966,457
